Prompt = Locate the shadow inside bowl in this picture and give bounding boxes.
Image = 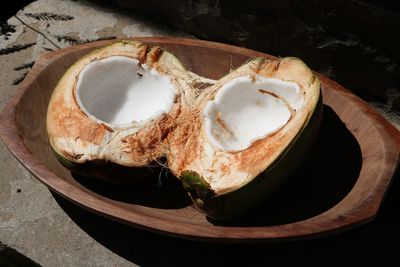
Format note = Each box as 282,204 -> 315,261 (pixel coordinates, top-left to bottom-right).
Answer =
72,169 -> 192,209
211,105 -> 362,226
70,105 -> 361,226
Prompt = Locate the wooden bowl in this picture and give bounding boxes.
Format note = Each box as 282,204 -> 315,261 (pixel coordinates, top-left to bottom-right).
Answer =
0,37 -> 399,243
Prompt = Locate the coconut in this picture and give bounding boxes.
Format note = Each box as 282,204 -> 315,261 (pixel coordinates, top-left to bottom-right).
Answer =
46,41 -> 197,181
168,57 -> 322,220
47,41 -> 321,219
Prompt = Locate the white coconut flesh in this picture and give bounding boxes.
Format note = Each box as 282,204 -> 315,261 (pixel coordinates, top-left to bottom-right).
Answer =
76,56 -> 177,127
203,75 -> 303,151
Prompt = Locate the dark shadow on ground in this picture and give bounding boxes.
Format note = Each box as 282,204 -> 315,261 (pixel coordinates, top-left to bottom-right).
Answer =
0,242 -> 40,267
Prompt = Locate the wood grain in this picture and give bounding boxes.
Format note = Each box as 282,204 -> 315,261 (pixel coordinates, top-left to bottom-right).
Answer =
0,37 -> 399,242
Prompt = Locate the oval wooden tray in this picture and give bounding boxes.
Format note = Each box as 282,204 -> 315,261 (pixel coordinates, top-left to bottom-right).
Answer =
0,37 -> 399,243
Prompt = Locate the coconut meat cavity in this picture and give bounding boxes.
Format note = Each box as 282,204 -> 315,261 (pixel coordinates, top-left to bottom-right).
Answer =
203,75 -> 303,151
76,56 -> 177,127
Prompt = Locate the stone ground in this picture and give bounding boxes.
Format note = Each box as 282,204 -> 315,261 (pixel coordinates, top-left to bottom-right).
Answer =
0,0 -> 399,266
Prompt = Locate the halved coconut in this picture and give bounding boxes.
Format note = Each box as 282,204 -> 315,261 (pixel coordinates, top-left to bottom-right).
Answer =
46,41 -> 194,180
168,57 -> 322,220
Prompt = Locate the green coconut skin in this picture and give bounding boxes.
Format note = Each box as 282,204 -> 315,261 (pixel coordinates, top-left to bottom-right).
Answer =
180,94 -> 323,221
181,170 -> 215,209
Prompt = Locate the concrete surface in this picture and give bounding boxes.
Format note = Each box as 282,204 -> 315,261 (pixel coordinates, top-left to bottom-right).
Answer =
0,0 -> 399,266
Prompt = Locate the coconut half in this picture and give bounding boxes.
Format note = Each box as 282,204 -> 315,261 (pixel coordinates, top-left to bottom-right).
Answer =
47,41 -> 195,180
168,57 -> 322,220
47,41 -> 321,219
